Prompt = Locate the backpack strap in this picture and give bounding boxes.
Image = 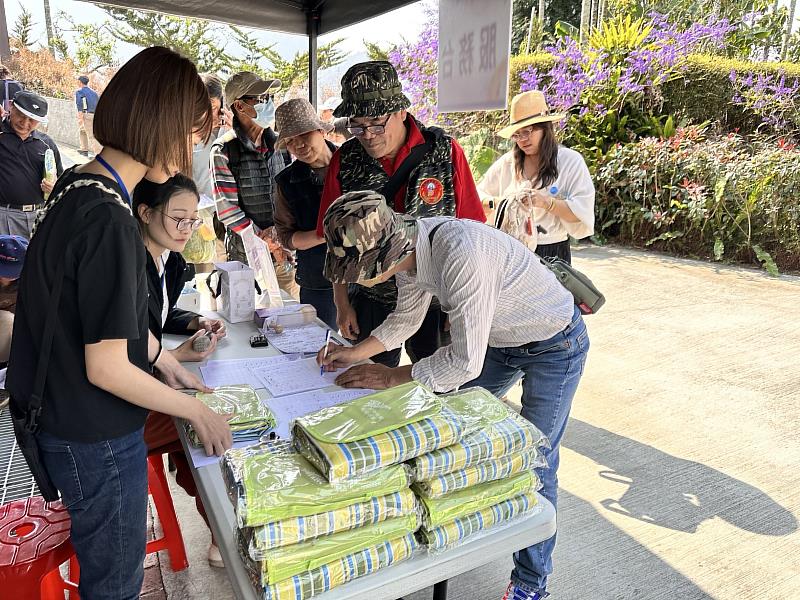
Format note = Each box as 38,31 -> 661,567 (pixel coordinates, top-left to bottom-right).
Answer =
381,130 -> 435,203
24,181 -> 125,430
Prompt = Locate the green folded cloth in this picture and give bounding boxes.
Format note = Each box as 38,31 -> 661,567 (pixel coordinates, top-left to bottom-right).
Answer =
419,491 -> 540,549
221,440 -> 410,527
248,533 -> 418,600
186,385 -> 275,446
419,471 -> 539,528
410,405 -> 548,481
292,383 -> 493,482
240,513 -> 419,585
412,449 -> 543,499
246,488 -> 419,557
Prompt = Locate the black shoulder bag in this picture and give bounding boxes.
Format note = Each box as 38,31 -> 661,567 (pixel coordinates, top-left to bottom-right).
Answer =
10,186 -> 112,501
380,132 -> 434,203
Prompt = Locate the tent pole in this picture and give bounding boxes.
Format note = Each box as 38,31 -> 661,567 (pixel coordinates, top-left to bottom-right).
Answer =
0,0 -> 11,63
307,8 -> 320,108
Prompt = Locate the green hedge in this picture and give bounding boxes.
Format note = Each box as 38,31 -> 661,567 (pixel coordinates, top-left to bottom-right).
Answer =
661,54 -> 800,134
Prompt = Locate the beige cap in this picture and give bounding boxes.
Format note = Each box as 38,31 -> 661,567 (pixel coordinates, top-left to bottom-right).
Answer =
275,98 -> 334,147
224,71 -> 281,105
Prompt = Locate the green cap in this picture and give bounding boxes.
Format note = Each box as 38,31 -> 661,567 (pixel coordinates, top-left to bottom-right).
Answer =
333,61 -> 411,118
323,191 -> 417,284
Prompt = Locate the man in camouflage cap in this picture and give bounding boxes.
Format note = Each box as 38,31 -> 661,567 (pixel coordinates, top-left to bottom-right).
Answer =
315,60 -> 485,368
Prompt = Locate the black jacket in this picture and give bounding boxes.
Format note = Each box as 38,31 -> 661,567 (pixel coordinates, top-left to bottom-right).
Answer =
146,251 -> 198,341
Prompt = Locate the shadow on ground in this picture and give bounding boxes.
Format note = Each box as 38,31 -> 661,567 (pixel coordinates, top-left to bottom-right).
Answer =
562,419 -> 797,536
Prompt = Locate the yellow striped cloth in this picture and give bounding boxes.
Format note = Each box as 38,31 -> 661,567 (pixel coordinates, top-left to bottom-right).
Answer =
245,534 -> 418,600
245,488 -> 418,557
412,449 -> 542,499
410,410 -> 548,481
420,492 -> 540,549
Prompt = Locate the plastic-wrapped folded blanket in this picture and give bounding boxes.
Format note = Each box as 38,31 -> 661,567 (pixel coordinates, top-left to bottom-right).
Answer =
292,383 -> 488,482
239,513 -> 419,586
410,390 -> 549,481
412,448 -> 543,499
251,533 -> 418,600
419,471 -> 540,528
187,385 -> 275,446
419,491 -> 541,550
221,440 -> 410,527
245,488 -> 419,557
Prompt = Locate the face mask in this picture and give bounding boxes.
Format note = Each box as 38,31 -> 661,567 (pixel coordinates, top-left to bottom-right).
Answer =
252,99 -> 275,128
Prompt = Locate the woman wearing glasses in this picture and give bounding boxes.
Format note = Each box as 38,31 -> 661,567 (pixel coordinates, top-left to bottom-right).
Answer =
133,173 -> 230,567
479,90 -> 595,264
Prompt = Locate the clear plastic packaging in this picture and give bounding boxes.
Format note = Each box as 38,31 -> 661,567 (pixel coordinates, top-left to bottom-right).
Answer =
419,471 -> 540,529
245,488 -> 419,556
419,492 -> 544,553
220,440 -> 410,527
412,448 -> 545,499
186,385 -> 275,446
239,513 -> 419,585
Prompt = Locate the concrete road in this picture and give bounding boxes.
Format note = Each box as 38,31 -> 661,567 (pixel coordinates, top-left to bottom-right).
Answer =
159,245 -> 800,600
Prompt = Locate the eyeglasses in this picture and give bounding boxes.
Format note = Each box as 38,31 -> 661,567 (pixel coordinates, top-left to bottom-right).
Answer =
511,126 -> 540,142
241,94 -> 272,104
160,211 -> 203,232
347,114 -> 392,137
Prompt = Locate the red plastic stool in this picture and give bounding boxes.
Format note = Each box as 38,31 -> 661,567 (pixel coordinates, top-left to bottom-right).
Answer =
146,454 -> 188,572
0,497 -> 79,600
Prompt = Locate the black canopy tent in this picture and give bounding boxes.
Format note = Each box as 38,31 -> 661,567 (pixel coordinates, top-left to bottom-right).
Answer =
79,0 -> 420,105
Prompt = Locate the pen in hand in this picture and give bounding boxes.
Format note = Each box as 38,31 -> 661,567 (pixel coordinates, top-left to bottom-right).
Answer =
320,329 -> 333,376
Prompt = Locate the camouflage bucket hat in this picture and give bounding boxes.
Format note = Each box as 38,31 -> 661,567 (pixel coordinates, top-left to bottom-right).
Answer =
333,61 -> 412,118
323,191 -> 418,284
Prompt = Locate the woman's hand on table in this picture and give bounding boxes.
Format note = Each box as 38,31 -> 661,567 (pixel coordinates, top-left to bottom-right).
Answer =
154,349 -> 212,392
334,364 -> 413,390
196,317 -> 226,340
189,403 -> 233,457
169,330 -> 219,362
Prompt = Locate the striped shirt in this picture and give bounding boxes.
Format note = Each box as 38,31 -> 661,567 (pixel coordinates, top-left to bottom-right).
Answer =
371,217 -> 575,392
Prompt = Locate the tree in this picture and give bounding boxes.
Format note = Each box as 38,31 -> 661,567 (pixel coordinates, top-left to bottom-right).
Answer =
12,3 -> 35,49
103,8 -> 234,73
43,0 -> 55,53
363,39 -> 393,61
783,0 -> 798,60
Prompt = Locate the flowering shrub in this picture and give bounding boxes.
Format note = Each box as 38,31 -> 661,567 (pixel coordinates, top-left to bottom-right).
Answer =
729,69 -> 800,139
595,127 -> 800,273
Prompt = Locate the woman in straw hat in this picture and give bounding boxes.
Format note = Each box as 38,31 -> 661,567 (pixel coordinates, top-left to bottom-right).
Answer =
479,90 -> 595,264
272,98 -> 339,328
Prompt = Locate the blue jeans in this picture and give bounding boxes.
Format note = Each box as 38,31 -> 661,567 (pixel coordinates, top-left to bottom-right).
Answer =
300,287 -> 337,330
36,427 -> 148,600
463,306 -> 589,594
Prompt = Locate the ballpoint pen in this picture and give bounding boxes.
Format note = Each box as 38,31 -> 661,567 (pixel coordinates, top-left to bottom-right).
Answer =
320,329 -> 333,376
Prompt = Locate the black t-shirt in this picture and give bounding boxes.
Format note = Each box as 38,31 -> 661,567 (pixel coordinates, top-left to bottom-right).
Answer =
7,170 -> 150,442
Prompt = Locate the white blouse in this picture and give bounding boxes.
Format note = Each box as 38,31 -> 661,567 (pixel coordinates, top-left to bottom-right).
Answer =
477,146 -> 595,245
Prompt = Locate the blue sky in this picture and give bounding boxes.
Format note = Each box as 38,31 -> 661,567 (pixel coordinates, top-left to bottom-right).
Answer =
4,0 -> 428,62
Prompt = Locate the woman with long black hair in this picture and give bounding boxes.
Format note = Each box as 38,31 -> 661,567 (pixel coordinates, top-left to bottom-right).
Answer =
479,90 -> 595,264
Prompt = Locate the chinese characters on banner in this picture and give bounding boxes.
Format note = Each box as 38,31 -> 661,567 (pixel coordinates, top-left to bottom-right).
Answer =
437,0 -> 513,113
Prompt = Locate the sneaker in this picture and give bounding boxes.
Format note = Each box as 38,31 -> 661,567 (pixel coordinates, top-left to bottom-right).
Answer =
208,543 -> 225,568
502,582 -> 549,600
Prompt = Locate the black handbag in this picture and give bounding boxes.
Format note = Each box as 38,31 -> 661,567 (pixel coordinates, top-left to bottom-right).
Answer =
10,185 -> 112,502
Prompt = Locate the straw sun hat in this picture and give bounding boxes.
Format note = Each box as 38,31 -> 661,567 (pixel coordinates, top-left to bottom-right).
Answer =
497,91 -> 566,139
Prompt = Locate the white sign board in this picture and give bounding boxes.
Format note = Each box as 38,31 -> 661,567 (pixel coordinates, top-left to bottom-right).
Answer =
437,0 -> 513,113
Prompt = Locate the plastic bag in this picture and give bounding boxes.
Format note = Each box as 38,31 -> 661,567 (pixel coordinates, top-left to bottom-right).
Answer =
186,385 -> 275,446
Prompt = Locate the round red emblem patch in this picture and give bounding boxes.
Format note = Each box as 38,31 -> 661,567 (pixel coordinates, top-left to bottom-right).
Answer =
418,177 -> 444,205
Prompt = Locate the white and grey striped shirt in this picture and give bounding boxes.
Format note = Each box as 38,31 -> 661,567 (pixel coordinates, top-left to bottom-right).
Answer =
371,217 -> 575,392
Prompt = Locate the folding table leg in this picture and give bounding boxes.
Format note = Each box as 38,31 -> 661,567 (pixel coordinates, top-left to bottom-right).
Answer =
433,579 -> 448,600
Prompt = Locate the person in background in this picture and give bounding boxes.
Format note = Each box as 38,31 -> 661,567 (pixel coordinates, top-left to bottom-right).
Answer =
317,192 -> 589,600
316,60 -> 485,367
478,90 -> 595,264
186,74 -> 232,270
0,235 -> 28,365
7,46 -> 232,600
0,91 -> 63,237
273,98 -> 337,329
0,64 -> 23,117
319,96 -> 347,143
211,71 -> 299,298
76,75 -> 100,158
133,173 -> 228,568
